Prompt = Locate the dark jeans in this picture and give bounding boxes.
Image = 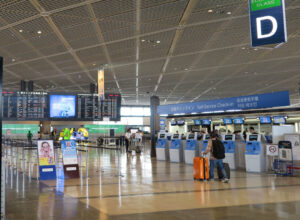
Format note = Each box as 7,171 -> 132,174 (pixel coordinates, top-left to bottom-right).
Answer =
125,139 -> 129,152
209,159 -> 228,179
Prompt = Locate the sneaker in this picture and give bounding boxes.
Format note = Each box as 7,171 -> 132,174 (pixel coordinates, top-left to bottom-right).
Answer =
221,178 -> 229,183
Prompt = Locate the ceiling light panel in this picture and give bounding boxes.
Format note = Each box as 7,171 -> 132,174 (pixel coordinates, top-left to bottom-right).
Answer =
50,5 -> 92,29
140,0 -> 188,23
38,0 -> 85,11
0,0 -> 39,24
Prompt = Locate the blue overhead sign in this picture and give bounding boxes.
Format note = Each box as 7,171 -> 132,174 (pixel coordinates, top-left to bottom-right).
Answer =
249,0 -> 287,47
157,91 -> 290,115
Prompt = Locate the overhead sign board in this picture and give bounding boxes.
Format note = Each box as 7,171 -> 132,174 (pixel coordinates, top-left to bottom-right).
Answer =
249,0 -> 287,47
157,91 -> 290,115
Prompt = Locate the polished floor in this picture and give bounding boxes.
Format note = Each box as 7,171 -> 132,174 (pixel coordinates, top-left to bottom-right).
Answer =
3,143 -> 300,219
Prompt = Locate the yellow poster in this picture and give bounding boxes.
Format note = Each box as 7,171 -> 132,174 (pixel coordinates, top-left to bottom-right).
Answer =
38,140 -> 55,166
98,69 -> 104,101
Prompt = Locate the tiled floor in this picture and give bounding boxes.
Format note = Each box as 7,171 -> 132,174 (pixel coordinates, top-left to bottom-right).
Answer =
3,143 -> 300,219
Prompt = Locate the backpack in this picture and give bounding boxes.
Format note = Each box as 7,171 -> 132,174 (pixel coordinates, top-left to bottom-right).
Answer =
212,140 -> 225,159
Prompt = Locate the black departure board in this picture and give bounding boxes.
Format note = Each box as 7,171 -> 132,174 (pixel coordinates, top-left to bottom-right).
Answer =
2,91 -> 121,121
2,91 -> 48,120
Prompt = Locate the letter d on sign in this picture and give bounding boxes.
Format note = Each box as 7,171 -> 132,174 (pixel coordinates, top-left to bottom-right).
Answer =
256,16 -> 278,39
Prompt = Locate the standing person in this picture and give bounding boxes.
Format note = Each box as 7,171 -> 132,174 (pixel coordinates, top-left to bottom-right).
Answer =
38,131 -> 43,140
27,130 -> 32,146
203,133 -> 229,183
125,129 -> 131,153
243,128 -> 248,141
249,127 -> 258,134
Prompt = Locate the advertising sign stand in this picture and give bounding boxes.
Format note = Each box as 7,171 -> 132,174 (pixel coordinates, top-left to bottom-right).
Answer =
37,140 -> 57,180
61,140 -> 80,178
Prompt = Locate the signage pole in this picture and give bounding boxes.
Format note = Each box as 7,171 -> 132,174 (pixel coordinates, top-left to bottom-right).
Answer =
0,57 -> 5,217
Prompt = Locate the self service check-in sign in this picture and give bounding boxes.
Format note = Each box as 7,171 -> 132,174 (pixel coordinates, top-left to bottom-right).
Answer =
249,0 -> 287,47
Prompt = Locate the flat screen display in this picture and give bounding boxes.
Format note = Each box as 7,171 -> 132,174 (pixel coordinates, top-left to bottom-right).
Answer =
233,118 -> 244,124
49,95 -> 76,118
202,119 -> 211,125
259,116 -> 272,124
225,135 -> 233,140
194,120 -> 201,125
205,134 -> 210,140
273,116 -> 286,124
249,135 -> 258,141
160,134 -> 165,138
223,118 -> 233,125
188,134 -> 194,139
173,134 -> 179,139
171,120 -> 177,126
177,120 -> 185,126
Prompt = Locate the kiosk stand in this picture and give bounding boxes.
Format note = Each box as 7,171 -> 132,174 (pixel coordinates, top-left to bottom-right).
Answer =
169,134 -> 183,163
222,134 -> 236,170
156,133 -> 169,161
273,141 -> 294,176
245,134 -> 266,172
184,133 -> 199,165
201,134 -> 210,153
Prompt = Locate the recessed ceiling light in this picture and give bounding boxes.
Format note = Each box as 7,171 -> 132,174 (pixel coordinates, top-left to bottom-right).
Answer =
37,30 -> 42,34
12,58 -> 16,62
93,63 -> 96,66
227,11 -> 232,15
156,40 -> 161,44
254,48 -> 258,51
19,29 -> 23,33
141,39 -> 145,42
208,9 -> 213,13
184,68 -> 188,71
242,47 -> 246,50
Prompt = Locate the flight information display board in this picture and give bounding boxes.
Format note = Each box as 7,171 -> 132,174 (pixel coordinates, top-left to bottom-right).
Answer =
2,91 -> 48,120
2,92 -> 121,121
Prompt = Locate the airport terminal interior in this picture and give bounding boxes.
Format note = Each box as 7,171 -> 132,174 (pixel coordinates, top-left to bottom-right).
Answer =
1,0 -> 300,219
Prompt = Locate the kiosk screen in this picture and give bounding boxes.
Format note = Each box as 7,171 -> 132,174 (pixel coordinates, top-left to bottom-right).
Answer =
173,134 -> 179,139
205,134 -> 210,140
188,134 -> 194,139
225,135 -> 232,140
249,135 -> 258,141
160,134 -> 165,138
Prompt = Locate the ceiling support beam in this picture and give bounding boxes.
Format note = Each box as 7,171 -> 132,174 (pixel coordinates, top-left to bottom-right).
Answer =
87,3 -> 125,103
154,0 -> 197,93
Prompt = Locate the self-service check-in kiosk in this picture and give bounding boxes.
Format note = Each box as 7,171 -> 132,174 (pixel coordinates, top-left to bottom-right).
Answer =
184,133 -> 199,164
201,134 -> 210,152
156,133 -> 169,161
222,134 -> 236,170
170,134 -> 183,163
245,134 -> 266,172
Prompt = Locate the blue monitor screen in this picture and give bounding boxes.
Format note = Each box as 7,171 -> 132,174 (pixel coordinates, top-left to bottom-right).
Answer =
260,116 -> 272,124
50,95 -> 76,118
194,120 -> 201,125
223,118 -> 233,125
202,119 -> 211,125
233,118 -> 244,124
177,120 -> 185,126
171,120 -> 177,126
273,116 -> 286,124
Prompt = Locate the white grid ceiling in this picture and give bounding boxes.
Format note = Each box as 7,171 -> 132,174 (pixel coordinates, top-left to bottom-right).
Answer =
0,0 -> 300,106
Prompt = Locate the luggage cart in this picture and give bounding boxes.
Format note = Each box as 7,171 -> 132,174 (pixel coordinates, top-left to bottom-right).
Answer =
130,138 -> 142,154
273,141 -> 294,176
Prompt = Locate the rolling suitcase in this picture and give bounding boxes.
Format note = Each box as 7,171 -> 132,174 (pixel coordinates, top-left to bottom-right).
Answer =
217,162 -> 230,179
193,157 -> 209,181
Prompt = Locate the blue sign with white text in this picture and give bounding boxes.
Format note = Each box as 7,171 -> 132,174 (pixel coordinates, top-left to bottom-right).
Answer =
249,0 -> 287,47
157,91 -> 290,115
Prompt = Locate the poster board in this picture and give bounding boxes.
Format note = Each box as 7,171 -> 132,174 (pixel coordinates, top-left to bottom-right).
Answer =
61,140 -> 79,178
37,140 -> 56,180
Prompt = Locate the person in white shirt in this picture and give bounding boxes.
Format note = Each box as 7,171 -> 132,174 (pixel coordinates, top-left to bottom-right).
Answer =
135,130 -> 143,143
125,129 -> 132,153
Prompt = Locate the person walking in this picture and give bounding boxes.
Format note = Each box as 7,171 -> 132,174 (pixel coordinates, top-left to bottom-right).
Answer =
203,133 -> 229,183
125,129 -> 131,153
27,130 -> 33,146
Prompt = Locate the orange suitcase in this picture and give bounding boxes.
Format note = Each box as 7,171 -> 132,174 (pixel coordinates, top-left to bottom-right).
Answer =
193,157 -> 209,181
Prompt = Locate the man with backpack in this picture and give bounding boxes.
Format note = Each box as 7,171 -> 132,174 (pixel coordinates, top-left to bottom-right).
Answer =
203,132 -> 229,183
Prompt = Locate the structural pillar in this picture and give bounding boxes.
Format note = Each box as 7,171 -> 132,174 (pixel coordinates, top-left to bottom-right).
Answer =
0,57 -> 4,216
150,96 -> 160,157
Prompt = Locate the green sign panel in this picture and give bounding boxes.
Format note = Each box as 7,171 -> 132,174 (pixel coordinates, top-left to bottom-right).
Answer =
2,124 -> 39,134
84,124 -> 125,134
250,0 -> 281,11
